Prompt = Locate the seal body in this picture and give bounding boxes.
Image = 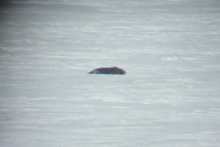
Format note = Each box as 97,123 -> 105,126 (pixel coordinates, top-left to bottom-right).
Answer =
88,67 -> 126,75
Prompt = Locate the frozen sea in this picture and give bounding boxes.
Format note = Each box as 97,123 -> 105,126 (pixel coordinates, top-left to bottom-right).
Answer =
0,0 -> 220,146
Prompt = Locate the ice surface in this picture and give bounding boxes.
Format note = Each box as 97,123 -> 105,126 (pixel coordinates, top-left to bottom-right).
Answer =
0,0 -> 220,147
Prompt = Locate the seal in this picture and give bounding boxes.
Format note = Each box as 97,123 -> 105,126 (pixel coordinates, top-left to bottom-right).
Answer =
88,67 -> 126,75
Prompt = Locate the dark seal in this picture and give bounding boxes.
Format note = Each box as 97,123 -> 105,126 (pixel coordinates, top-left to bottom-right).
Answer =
88,67 -> 126,75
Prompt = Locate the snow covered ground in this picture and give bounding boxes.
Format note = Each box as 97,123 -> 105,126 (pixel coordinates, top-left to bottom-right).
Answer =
0,0 -> 220,146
